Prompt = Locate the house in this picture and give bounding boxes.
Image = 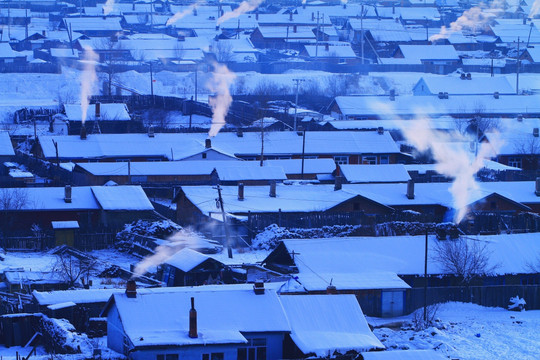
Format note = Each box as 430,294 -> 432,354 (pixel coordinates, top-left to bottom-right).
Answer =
214,165 -> 288,185
263,233 -> 540,315
329,94 -> 540,120
61,103 -> 141,134
63,17 -> 124,37
102,283 -> 384,359
0,185 -> 154,234
340,164 -> 411,183
412,75 -> 515,96
345,18 -> 411,46
0,131 -> 15,163
300,42 -> 358,64
250,26 -> 316,50
488,19 -> 540,47
37,131 -> 402,165
3,270 -> 70,293
0,42 -> 27,64
393,45 -> 460,66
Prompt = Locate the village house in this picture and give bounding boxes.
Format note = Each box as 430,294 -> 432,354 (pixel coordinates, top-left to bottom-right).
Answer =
412,75 -> 515,96
339,164 -> 412,183
102,283 -> 384,359
300,42 -> 359,64
63,17 -> 124,37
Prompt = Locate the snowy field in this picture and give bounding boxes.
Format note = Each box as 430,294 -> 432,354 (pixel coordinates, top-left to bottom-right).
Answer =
371,302 -> 540,360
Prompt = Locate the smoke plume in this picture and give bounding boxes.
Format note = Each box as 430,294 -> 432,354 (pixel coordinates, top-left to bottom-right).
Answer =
80,46 -> 99,124
132,229 -> 210,278
429,2 -> 503,42
217,0 -> 263,25
530,0 -> 540,18
373,102 -> 502,223
103,0 -> 115,15
166,1 -> 204,26
207,62 -> 236,137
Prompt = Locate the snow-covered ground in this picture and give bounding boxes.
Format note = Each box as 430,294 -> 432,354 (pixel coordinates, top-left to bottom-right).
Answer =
371,302 -> 540,360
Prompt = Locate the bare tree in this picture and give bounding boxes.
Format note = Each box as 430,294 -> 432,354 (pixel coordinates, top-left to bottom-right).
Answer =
52,251 -> 98,288
0,188 -> 28,234
214,41 -> 234,63
513,136 -> 540,170
432,237 -> 498,284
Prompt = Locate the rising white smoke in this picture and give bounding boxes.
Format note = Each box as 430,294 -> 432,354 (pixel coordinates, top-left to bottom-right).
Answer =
166,1 -> 204,26
207,62 -> 236,137
132,229 -> 210,278
373,102 -> 502,223
103,0 -> 115,15
80,46 -> 99,124
217,0 -> 263,25
530,0 -> 540,18
430,2 -> 503,42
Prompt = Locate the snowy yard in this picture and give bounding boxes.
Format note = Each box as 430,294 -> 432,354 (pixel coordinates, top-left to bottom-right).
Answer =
370,302 -> 540,360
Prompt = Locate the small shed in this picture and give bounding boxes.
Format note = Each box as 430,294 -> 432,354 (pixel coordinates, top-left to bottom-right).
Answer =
52,220 -> 79,247
161,248 -> 231,286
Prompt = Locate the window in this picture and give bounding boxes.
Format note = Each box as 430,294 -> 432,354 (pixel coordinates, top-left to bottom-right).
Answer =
334,156 -> 349,165
362,156 -> 377,165
379,155 -> 389,164
203,353 -> 224,360
508,157 -> 522,169
237,338 -> 267,360
157,355 -> 179,360
202,153 -> 207,159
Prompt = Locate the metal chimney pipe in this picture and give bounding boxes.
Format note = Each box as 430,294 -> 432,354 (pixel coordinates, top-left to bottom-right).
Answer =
64,185 -> 72,203
95,102 -> 101,118
80,126 -> 87,140
269,181 -> 276,197
125,279 -> 137,298
238,183 -> 245,201
205,138 -> 211,149
334,175 -> 342,191
535,178 -> 540,196
188,297 -> 198,338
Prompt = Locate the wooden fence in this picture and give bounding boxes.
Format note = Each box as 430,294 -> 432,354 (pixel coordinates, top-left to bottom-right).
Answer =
407,285 -> 540,313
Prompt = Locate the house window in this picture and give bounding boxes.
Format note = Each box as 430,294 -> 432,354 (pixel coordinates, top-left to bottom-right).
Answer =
157,355 -> 179,360
334,156 -> 349,165
362,156 -> 377,165
380,155 -> 390,164
508,157 -> 522,169
237,338 -> 267,360
203,353 -> 224,360
202,153 -> 207,159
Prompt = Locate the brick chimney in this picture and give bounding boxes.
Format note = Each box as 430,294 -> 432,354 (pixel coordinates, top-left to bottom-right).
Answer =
64,185 -> 72,203
80,126 -> 87,140
406,179 -> 415,200
125,279 -> 137,298
188,297 -> 198,338
326,284 -> 337,294
269,181 -> 276,197
95,102 -> 101,119
253,280 -> 265,295
205,138 -> 211,149
238,183 -> 245,201
334,175 -> 342,191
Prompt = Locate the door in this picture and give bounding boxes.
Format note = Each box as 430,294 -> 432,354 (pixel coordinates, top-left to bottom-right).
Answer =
381,290 -> 404,317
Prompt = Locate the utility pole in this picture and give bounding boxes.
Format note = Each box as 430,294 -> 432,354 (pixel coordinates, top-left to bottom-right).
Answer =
516,37 -> 520,95
259,117 -> 265,167
150,62 -> 155,104
216,185 -> 233,259
423,228 -> 428,323
315,11 -> 320,57
292,78 -> 304,131
361,4 -> 364,64
128,160 -> 131,184
194,67 -> 198,102
301,129 -> 306,179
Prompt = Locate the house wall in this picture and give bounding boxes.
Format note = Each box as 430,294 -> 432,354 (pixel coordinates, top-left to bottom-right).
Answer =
107,305 -> 130,355
181,150 -> 236,161
469,194 -> 527,213
330,196 -> 392,215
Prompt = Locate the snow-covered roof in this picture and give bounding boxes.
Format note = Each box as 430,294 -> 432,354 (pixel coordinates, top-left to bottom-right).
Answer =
108,286 -> 291,347
413,76 -> 514,95
64,103 -> 131,121
263,158 -> 336,174
333,95 -> 540,118
63,17 -> 123,32
33,288 -> 125,305
0,132 -> 15,156
4,271 -> 66,285
257,26 -> 316,40
216,165 -> 287,182
490,20 -> 540,44
276,233 -> 540,277
397,45 -> 459,61
164,248 -> 216,272
91,186 -> 153,211
303,43 -> 357,58
76,160 -> 241,176
39,131 -> 401,161
0,43 -> 25,59
50,48 -> 79,59
340,164 -> 411,183
461,58 -> 506,67
280,295 -> 384,356
47,301 -> 76,311
361,350 -> 448,360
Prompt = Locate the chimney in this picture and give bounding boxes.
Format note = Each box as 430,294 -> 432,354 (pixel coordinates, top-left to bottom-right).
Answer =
64,185 -> 72,203
256,10 -> 259,20
406,179 -> 415,200
236,128 -> 243,137
132,2 -> 135,10
460,72 -> 466,80
523,17 -> 527,25
326,284 -> 337,294
216,25 -> 220,31
289,12 -> 293,21
392,5 -> 395,14
493,92 -> 499,99
377,126 -> 384,135
80,126 -> 87,140
253,280 -> 265,295
534,128 -> 539,137
148,125 -> 155,137
125,279 -> 137,298
42,30 -> 46,37
293,25 -> 297,33
325,43 -> 329,51
517,114 -> 523,122
444,92 -> 449,99
343,3 -> 347,9
536,178 -> 540,196
311,12 -> 314,21
238,183 -> 245,201
466,73 -> 472,80
269,181 -> 277,197
95,102 -> 101,119
188,297 -> 198,338
438,92 -> 444,99
334,175 -> 342,191
389,89 -> 395,101
193,8 -> 197,16
205,138 -> 211,149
